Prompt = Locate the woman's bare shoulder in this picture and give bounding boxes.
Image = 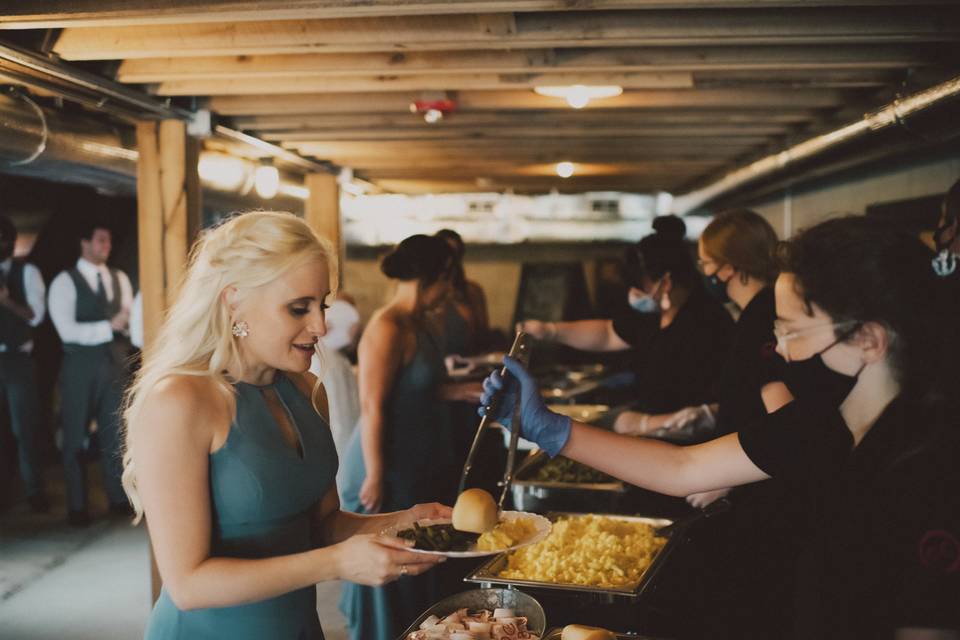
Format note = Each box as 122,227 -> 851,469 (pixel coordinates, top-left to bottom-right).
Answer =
140,375 -> 231,444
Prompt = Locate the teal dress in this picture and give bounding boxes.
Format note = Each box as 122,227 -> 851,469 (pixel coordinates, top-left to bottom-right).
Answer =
338,325 -> 455,640
145,374 -> 339,640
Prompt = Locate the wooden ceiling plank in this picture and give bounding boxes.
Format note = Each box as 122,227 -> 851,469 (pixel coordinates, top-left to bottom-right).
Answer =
115,44 -> 935,83
52,8 -> 960,60
5,1 -> 954,29
229,110 -> 818,130
153,71 -> 696,96
206,88 -> 851,114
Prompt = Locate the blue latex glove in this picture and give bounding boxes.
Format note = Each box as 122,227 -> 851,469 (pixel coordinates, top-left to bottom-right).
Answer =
478,356 -> 572,457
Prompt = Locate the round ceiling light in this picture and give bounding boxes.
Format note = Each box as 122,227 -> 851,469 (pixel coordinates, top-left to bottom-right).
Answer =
534,85 -> 623,109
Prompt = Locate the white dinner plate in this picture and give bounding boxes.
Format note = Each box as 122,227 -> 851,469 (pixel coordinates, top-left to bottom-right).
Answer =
381,511 -> 552,558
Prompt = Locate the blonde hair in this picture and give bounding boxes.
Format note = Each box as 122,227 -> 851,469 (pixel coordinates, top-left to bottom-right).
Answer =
121,211 -> 336,523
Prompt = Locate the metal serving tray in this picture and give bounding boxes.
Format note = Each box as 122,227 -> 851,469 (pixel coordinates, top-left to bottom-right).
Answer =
464,513 -> 677,603
511,451 -> 626,514
398,588 -> 546,640
541,628 -> 672,640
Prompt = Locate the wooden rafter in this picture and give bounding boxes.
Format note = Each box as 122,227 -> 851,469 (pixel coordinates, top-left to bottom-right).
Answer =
51,8 -> 960,60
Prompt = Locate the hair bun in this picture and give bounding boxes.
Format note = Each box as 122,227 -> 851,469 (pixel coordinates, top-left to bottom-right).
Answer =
380,234 -> 454,282
652,215 -> 687,241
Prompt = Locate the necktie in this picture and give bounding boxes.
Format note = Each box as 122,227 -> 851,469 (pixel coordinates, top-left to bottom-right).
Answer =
95,271 -> 108,304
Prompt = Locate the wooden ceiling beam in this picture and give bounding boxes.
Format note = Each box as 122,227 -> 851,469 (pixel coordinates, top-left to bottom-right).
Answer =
115,44 -> 936,83
260,124 -> 791,142
230,110 -> 819,131
153,71 -> 696,96
359,161 -> 725,179
6,1 -> 946,29
207,88 -> 851,114
51,8 -> 959,60
369,176 -> 697,194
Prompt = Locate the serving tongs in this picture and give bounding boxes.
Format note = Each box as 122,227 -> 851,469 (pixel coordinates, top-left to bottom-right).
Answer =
458,331 -> 534,510
655,496 -> 732,538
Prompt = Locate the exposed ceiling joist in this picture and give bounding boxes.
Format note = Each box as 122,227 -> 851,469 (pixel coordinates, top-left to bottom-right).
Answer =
115,44 -> 938,83
51,8 -> 960,60
5,0 -> 949,29
207,88 -> 853,115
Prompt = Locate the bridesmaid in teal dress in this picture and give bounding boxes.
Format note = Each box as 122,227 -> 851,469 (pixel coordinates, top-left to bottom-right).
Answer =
339,234 -> 481,640
120,212 -> 448,640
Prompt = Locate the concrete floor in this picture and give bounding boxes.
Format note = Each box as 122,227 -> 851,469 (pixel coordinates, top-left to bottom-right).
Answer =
0,468 -> 348,640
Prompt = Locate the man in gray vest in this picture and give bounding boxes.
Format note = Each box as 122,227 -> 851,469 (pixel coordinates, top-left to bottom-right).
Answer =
48,220 -> 133,526
0,215 -> 48,512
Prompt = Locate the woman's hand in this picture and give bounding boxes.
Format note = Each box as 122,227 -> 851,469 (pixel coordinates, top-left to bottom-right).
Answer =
515,320 -> 555,341
394,502 -> 453,530
686,488 -> 731,509
333,534 -> 444,586
613,411 -> 651,435
359,475 -> 383,514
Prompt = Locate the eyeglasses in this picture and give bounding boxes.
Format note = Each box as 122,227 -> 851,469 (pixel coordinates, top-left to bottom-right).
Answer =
773,320 -> 859,362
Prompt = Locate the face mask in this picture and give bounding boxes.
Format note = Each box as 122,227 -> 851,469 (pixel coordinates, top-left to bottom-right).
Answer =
782,332 -> 864,408
628,289 -> 659,314
703,272 -> 730,303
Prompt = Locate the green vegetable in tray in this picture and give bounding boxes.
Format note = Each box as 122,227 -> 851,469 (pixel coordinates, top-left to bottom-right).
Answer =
533,456 -> 615,484
396,522 -> 480,552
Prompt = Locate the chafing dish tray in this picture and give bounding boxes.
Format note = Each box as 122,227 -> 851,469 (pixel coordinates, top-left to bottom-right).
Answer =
464,513 -> 677,602
511,451 -> 626,514
398,588 -> 546,640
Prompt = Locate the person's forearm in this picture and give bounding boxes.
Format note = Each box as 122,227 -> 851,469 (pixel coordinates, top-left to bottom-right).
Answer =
167,545 -> 340,611
0,298 -> 34,322
560,422 -> 762,497
359,408 -> 385,481
554,319 -> 625,352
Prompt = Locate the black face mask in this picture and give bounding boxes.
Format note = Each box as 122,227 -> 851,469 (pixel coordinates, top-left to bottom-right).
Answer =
703,272 -> 730,303
782,330 -> 864,408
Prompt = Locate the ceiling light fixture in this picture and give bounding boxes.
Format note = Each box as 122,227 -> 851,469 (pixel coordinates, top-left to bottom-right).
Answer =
556,161 -> 575,178
534,85 -> 623,109
254,162 -> 280,199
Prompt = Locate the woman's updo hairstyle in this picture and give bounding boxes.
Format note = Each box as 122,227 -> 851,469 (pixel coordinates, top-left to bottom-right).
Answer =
626,215 -> 701,292
701,209 -> 779,284
777,216 -> 946,402
381,234 -> 455,286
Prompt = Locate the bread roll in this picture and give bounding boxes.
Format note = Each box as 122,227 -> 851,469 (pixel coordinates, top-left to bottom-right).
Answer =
561,625 -> 616,640
452,488 -> 498,533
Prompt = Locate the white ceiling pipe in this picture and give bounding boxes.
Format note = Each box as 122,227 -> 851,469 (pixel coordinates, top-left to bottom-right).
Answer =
672,75 -> 960,216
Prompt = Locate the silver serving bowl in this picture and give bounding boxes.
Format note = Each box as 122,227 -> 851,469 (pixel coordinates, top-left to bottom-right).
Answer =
398,588 -> 547,639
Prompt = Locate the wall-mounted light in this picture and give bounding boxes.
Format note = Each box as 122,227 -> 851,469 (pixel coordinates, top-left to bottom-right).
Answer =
197,153 -> 250,191
534,85 -> 623,109
555,161 -> 575,178
254,162 -> 280,199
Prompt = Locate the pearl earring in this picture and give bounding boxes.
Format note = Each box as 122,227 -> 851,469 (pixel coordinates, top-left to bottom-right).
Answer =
231,321 -> 249,338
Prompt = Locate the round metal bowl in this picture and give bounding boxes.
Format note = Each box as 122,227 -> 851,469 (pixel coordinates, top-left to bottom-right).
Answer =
398,588 -> 547,639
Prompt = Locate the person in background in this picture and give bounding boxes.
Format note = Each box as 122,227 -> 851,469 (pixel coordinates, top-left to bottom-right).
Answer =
482,216 -> 960,639
48,219 -> 133,526
435,228 -> 490,354
310,290 -> 361,460
0,215 -> 48,512
122,212 -> 445,640
668,209 -> 800,638
518,215 -> 734,437
339,234 -> 480,640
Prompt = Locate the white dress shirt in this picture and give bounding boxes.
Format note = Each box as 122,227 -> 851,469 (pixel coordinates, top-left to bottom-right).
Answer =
129,290 -> 143,349
48,258 -> 133,346
0,257 -> 46,353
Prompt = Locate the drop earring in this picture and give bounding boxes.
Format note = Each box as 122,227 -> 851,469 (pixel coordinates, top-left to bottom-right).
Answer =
231,320 -> 249,338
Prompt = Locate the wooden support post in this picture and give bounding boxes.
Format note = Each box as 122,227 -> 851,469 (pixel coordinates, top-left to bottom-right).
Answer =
135,118 -> 202,602
304,173 -> 343,285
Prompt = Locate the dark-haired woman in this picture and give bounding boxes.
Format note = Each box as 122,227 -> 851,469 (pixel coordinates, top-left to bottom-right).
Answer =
483,216 -> 960,638
519,220 -> 734,435
339,234 -> 479,640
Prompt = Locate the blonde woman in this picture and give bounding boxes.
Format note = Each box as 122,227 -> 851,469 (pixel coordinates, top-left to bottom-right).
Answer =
122,212 -> 447,640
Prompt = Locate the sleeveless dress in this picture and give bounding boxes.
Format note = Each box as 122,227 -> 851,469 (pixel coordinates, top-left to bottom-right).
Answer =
338,325 -> 455,640
144,374 -> 339,640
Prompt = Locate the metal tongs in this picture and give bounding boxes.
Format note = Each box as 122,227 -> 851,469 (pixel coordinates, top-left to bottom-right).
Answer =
458,331 -> 533,510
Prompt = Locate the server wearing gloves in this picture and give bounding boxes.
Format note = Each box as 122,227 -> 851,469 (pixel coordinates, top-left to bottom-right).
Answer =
482,216 -> 960,639
48,219 -> 133,525
0,215 -> 48,512
518,216 -> 734,437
